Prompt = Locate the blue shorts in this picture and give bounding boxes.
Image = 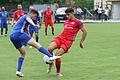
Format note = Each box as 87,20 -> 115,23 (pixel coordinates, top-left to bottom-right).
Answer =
29,25 -> 39,34
1,22 -> 8,28
10,32 -> 31,49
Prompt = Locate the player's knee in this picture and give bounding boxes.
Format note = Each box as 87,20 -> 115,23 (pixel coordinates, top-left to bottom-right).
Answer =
20,52 -> 26,58
56,53 -> 63,56
56,58 -> 61,61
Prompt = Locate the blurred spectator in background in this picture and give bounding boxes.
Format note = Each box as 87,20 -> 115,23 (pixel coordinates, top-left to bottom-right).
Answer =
94,7 -> 98,20
82,7 -> 87,20
97,6 -> 103,20
104,7 -> 110,21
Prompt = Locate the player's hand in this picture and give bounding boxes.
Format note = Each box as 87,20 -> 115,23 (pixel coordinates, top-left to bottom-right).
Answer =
80,42 -> 83,48
36,25 -> 41,29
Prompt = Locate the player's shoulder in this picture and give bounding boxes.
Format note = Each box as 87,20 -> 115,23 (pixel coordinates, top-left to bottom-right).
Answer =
21,10 -> 25,13
21,10 -> 24,12
75,18 -> 83,26
73,18 -> 83,28
64,19 -> 69,24
14,10 -> 19,14
74,18 -> 83,23
23,14 -> 29,17
44,9 -> 47,12
64,18 -> 82,24
14,10 -> 19,13
20,14 -> 28,19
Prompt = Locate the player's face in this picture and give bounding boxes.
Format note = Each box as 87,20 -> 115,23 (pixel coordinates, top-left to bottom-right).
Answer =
66,12 -> 74,20
18,5 -> 22,10
1,7 -> 5,11
30,13 -> 37,19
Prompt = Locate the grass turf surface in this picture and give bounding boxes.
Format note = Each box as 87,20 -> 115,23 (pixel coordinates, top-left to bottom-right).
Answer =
0,23 -> 120,80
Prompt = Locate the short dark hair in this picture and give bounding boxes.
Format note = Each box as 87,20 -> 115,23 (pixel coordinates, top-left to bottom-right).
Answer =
65,7 -> 74,13
30,9 -> 39,16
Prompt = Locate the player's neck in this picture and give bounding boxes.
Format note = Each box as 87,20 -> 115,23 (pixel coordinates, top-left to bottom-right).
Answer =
68,16 -> 75,21
18,9 -> 22,11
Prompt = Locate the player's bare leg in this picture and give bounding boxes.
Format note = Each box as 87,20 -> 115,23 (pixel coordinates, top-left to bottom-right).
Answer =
29,32 -> 39,48
29,32 -> 33,48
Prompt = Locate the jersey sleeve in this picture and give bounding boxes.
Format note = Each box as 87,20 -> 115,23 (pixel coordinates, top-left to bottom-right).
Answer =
77,20 -> 83,29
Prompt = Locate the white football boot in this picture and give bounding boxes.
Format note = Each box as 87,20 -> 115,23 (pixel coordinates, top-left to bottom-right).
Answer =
56,73 -> 63,77
16,71 -> 24,77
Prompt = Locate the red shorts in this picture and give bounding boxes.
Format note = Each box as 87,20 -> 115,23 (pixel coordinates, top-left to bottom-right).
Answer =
45,19 -> 54,27
53,36 -> 73,52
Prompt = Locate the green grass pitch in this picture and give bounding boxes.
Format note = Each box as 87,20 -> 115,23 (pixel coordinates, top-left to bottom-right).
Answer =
0,23 -> 120,80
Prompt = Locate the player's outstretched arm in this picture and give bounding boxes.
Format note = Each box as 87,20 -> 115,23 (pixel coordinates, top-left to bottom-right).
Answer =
26,17 -> 40,29
80,27 -> 87,48
26,17 -> 36,26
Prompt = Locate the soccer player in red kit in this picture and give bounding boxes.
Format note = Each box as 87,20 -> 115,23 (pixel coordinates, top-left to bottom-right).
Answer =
11,4 -> 25,26
43,6 -> 54,35
47,8 -> 87,76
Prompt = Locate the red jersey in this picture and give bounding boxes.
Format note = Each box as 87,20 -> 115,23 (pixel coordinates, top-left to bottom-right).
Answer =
59,18 -> 83,41
13,10 -> 25,21
44,9 -> 53,19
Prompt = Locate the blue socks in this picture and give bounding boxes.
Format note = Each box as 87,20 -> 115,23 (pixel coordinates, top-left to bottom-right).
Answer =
38,47 -> 53,57
17,57 -> 24,72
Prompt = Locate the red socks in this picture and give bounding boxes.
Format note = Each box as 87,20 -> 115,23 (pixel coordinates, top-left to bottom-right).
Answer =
55,59 -> 61,73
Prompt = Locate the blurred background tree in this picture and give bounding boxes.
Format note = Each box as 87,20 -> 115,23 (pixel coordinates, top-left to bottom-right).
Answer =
0,0 -> 93,11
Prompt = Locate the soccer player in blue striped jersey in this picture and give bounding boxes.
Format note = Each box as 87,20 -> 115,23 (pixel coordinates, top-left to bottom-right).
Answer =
28,6 -> 41,48
29,16 -> 40,43
10,9 -> 61,77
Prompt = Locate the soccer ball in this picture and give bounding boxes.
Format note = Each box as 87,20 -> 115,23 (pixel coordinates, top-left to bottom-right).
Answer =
43,55 -> 53,64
